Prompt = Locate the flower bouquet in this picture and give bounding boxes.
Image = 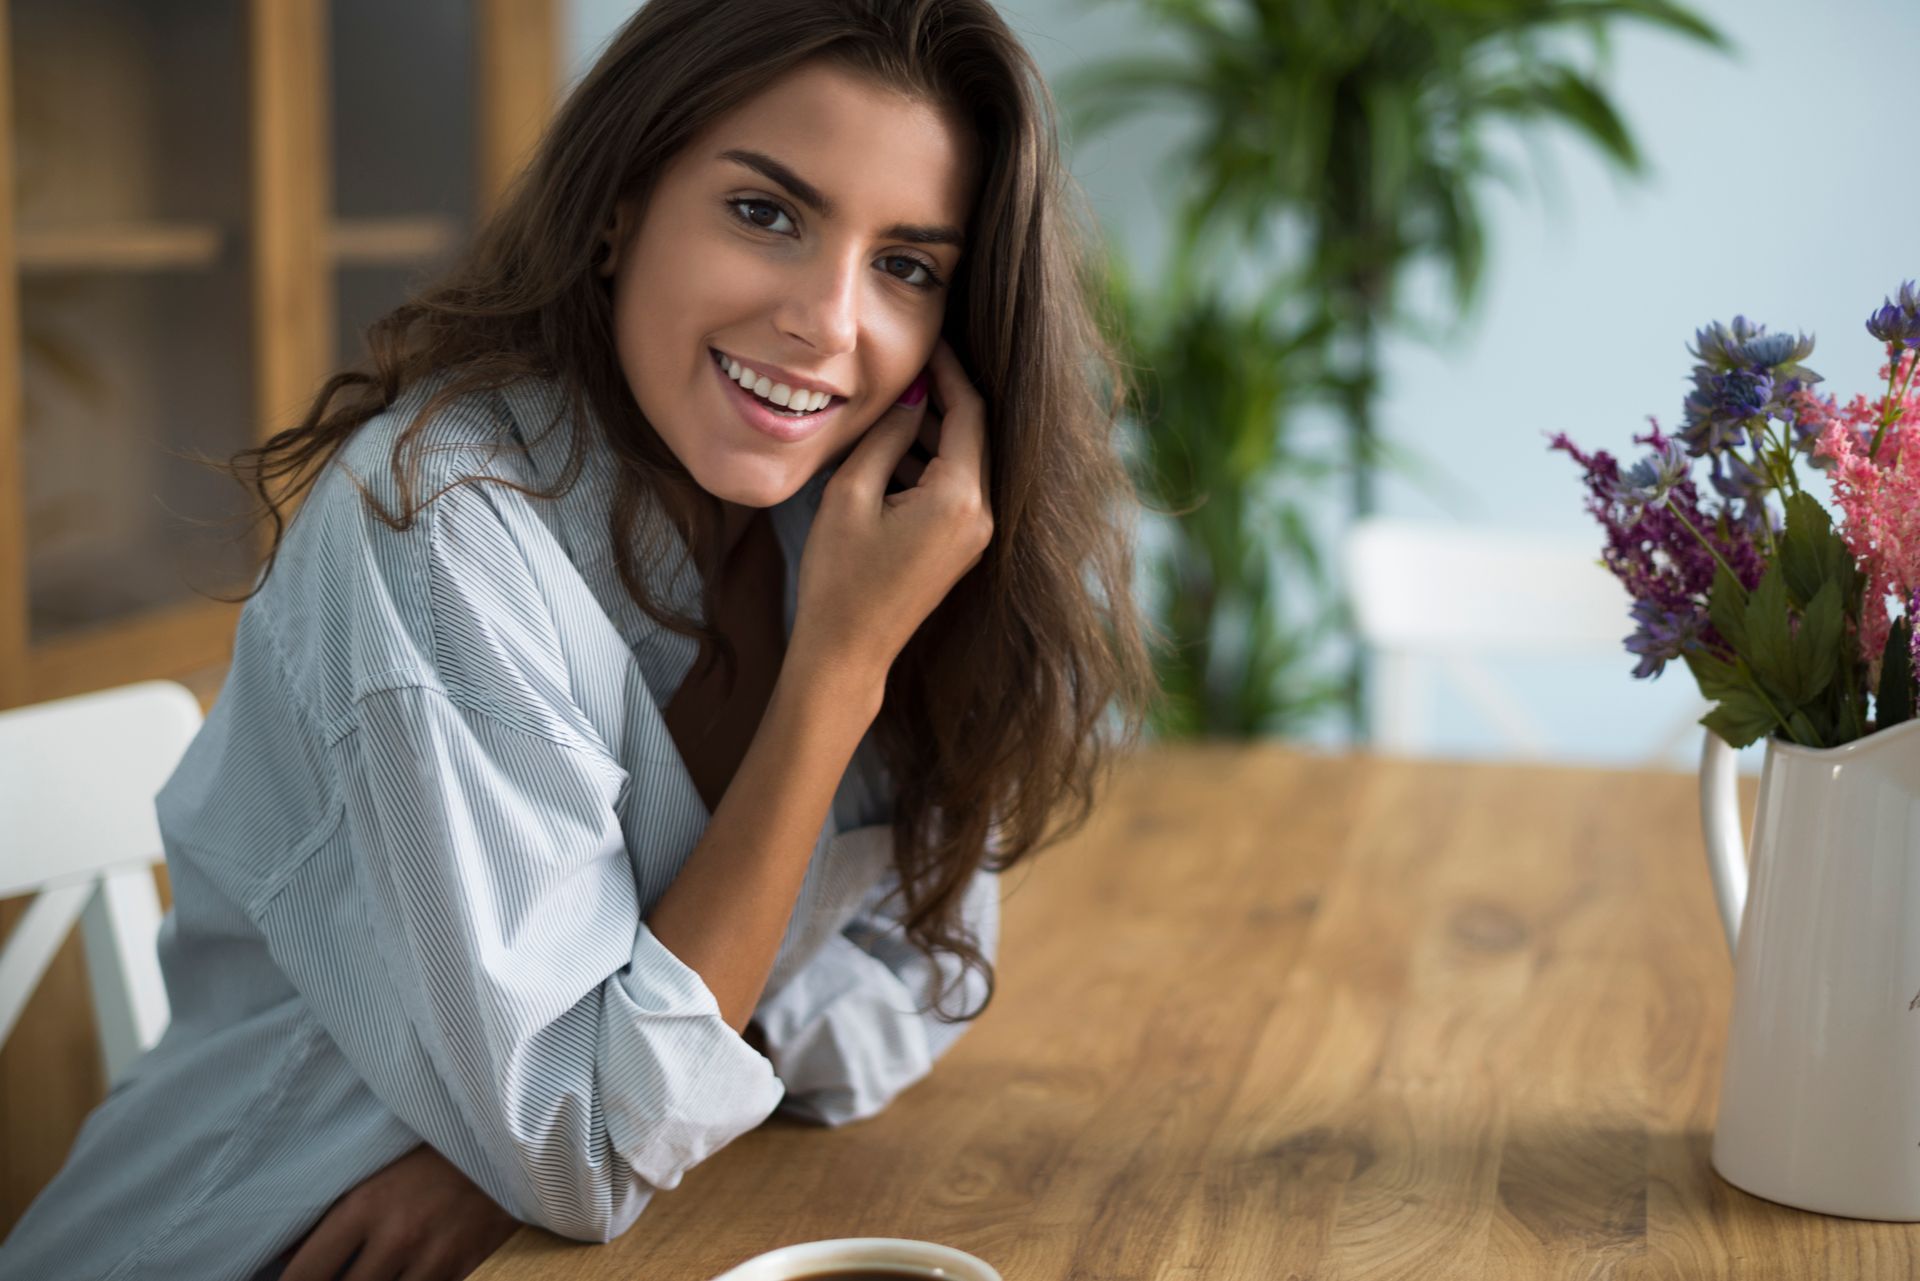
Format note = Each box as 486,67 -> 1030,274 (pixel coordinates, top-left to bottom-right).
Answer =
1550,284 -> 1920,750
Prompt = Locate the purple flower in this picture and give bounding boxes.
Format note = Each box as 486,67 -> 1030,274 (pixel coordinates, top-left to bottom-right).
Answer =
1625,597 -> 1706,679
1737,331 -> 1815,369
1609,437 -> 1690,517
1714,369 -> 1774,420
1680,367 -> 1749,457
1679,315 -> 1824,462
1706,451 -> 1775,536
1548,419 -> 1766,664
1690,317 -> 1765,371
1867,281 -> 1920,348
1911,591 -> 1920,716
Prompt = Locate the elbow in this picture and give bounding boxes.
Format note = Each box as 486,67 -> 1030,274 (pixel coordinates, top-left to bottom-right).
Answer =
512,1149 -> 657,1244
501,996 -> 786,1239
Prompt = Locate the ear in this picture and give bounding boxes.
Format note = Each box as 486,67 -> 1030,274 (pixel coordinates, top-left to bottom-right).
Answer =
597,197 -> 641,279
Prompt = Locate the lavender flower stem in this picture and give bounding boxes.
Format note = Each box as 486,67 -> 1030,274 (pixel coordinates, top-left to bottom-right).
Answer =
1668,490 -> 1794,743
1667,504 -> 1749,601
1741,421 -> 1784,561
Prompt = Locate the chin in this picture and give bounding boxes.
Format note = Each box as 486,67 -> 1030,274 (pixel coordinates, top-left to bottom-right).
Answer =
686,453 -> 809,509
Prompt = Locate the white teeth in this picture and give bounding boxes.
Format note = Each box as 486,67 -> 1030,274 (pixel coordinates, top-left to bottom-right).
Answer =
715,350 -> 831,413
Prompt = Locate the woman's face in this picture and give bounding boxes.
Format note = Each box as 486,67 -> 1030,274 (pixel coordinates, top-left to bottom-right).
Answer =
601,61 -> 977,509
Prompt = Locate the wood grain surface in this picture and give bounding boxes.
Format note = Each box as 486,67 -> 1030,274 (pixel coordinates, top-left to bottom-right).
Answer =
471,742 -> 1920,1281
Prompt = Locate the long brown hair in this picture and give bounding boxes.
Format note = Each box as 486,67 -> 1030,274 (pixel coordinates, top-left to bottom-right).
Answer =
219,0 -> 1158,1023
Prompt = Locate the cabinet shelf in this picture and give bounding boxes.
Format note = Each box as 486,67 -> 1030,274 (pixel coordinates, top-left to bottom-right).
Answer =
12,215 -> 461,273
328,215 -> 460,266
16,222 -> 225,273
27,596 -> 242,704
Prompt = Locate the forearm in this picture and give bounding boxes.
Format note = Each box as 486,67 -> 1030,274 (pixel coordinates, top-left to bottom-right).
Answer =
742,1019 -> 769,1056
644,649 -> 885,1033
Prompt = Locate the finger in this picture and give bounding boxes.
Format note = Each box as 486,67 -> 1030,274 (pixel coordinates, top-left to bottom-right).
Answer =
340,1234 -> 405,1281
888,454 -> 928,492
834,389 -> 929,503
395,1246 -> 460,1281
923,339 -> 986,478
282,1215 -> 366,1281
874,412 -> 939,492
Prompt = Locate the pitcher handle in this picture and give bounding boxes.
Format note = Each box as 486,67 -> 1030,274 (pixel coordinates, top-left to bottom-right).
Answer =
1699,728 -> 1749,955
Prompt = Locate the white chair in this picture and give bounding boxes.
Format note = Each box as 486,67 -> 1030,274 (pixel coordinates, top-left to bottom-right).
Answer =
1344,516 -> 1710,764
1,680 -> 202,1087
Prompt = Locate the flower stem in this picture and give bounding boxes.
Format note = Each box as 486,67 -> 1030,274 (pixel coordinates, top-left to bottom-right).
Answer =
1670,503 -> 1796,743
1743,667 -> 1798,744
1867,345 -> 1915,461
1669,504 -> 1747,599
1741,419 -> 1786,561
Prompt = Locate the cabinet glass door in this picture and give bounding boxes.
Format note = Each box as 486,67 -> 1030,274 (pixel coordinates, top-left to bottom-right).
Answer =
14,0 -> 257,644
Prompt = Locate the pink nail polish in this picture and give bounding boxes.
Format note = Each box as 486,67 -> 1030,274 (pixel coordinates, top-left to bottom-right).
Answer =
897,371 -> 929,407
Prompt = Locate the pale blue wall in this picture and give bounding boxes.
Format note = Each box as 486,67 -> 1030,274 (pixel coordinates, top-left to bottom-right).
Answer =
564,0 -> 1920,769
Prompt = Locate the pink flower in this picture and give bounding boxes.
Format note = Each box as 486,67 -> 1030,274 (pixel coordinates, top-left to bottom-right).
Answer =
1805,349 -> 1920,677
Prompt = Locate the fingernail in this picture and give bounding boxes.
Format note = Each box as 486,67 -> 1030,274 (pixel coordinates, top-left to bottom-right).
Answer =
897,371 -> 929,407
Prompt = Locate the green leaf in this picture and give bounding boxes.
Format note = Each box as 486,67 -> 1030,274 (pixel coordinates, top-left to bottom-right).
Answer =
1778,492 -> 1857,618
1878,616 -> 1915,731
1742,565 -> 1803,702
1800,697 -> 1840,748
1685,649 -> 1788,747
1683,648 -> 1749,703
1701,689 -> 1778,750
1790,578 -> 1844,704
1510,1 -> 1730,50
1707,563 -> 1749,655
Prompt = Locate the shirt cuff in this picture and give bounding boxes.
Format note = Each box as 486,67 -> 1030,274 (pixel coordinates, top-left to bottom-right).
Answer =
599,920 -> 787,1190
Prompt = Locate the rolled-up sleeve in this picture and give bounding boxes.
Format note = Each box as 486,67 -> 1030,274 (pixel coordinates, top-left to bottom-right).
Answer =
320,684 -> 785,1239
752,860 -> 1000,1128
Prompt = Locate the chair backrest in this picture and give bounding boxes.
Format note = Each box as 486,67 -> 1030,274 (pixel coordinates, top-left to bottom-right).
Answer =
0,680 -> 203,1085
1344,516 -> 1704,761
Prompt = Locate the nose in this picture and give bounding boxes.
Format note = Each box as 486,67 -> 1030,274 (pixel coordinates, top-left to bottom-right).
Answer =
774,245 -> 860,356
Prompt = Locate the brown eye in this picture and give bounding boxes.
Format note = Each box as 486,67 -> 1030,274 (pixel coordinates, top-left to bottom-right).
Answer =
727,197 -> 795,234
883,254 -> 945,291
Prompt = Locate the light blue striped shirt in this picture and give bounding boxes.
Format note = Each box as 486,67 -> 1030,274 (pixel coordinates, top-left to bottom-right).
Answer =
0,375 -> 998,1279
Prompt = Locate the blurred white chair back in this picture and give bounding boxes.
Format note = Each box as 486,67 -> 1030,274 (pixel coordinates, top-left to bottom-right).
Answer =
1345,517 -> 1706,763
0,680 -> 202,1086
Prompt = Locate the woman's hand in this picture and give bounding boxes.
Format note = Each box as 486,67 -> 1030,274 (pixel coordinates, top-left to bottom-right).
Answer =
282,1143 -> 519,1281
794,336 -> 994,678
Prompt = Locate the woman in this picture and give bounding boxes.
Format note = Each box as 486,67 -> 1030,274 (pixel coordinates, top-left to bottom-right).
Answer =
0,1 -> 1155,1277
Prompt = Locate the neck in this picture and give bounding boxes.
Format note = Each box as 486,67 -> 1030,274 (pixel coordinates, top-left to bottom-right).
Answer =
717,501 -> 756,568
666,488 -> 761,581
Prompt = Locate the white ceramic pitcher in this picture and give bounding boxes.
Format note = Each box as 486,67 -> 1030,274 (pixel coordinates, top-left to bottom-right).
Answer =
1700,718 -> 1920,1220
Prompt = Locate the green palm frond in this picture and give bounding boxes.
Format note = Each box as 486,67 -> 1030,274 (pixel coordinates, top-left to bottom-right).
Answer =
1074,0 -> 1726,740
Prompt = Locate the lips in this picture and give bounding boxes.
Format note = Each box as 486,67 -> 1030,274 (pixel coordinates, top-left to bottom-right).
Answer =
711,347 -> 841,443
710,346 -> 846,404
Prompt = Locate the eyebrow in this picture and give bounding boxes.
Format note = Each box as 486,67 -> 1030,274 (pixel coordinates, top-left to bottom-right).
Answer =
718,147 -> 966,248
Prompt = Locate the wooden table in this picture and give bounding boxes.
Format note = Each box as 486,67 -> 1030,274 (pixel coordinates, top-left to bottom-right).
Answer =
474,742 -> 1920,1279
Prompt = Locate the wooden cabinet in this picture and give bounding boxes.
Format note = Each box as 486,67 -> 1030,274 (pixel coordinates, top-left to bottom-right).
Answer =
0,0 -> 559,713
0,0 -> 561,1235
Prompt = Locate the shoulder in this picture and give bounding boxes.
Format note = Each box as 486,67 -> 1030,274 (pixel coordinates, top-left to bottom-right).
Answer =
256,373 -> 579,715
327,371 -> 539,514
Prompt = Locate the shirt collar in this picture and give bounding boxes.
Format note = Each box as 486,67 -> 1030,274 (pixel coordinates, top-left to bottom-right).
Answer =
491,373 -> 833,706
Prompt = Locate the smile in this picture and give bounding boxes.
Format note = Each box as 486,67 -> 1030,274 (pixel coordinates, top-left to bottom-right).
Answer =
711,348 -> 843,414
710,347 -> 842,443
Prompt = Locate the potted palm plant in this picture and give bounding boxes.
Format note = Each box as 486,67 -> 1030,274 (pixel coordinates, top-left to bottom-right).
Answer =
1063,0 -> 1726,740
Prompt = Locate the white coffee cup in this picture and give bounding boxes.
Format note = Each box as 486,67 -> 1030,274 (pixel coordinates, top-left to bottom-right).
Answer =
706,1236 -> 1003,1280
